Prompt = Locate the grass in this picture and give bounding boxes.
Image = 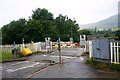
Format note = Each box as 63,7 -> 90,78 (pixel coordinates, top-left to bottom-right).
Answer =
0,47 -> 19,62
0,45 -> 48,62
0,44 -> 34,62
86,57 -> 120,72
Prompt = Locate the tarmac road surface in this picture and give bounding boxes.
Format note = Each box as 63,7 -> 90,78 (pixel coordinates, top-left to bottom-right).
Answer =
1,48 -> 119,79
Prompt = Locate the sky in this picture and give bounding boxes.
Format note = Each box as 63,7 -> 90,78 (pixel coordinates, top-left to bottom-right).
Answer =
0,0 -> 119,28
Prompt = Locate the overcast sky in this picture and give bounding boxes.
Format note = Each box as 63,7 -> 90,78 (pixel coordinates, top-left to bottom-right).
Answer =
0,0 -> 119,28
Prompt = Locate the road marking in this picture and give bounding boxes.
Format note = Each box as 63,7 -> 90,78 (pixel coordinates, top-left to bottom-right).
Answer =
42,55 -> 47,57
0,66 -> 2,70
26,62 -> 59,78
6,62 -> 44,73
12,61 -> 29,66
80,57 -> 84,61
51,51 -> 57,54
50,55 -> 74,59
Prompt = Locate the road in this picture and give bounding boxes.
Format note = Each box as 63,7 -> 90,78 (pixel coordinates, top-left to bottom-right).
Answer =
1,48 -> 119,79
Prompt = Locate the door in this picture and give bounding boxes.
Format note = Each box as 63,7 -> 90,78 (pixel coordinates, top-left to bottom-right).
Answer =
92,39 -> 101,58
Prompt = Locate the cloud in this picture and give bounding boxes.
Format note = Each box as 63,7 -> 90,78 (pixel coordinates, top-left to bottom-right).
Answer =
0,0 -> 119,27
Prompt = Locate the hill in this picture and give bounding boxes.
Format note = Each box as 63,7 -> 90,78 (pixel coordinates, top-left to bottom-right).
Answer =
80,14 -> 118,30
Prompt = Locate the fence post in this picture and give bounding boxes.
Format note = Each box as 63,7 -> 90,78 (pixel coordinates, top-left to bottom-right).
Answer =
110,42 -> 113,63
114,42 -> 116,63
39,42 -> 41,51
117,42 -> 119,63
89,41 -> 92,59
50,41 -> 52,51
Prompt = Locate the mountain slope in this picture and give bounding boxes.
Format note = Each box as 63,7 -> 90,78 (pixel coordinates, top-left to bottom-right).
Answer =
80,14 -> 118,29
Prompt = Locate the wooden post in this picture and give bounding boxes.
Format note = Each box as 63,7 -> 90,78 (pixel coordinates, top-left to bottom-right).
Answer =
39,42 -> 41,51
50,41 -> 52,51
89,41 -> 92,59
114,42 -> 116,63
117,42 -> 119,63
110,42 -> 113,63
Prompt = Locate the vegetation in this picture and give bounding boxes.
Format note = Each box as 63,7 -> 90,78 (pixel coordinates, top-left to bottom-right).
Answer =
79,29 -> 92,35
0,29 -> 2,45
86,29 -> 120,40
1,8 -> 80,45
86,58 -> 120,72
114,30 -> 120,40
0,48 -> 20,62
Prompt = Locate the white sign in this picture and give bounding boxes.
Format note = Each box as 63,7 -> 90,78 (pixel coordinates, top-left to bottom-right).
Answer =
80,35 -> 86,46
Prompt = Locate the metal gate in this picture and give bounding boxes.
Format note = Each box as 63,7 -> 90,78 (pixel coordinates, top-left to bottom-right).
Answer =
92,38 -> 114,61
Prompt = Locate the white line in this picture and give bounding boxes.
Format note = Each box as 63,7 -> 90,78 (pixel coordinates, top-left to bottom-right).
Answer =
12,61 -> 29,66
26,62 -> 58,78
80,57 -> 84,61
7,62 -> 44,73
50,55 -> 74,59
42,55 -> 47,56
0,66 -> 2,70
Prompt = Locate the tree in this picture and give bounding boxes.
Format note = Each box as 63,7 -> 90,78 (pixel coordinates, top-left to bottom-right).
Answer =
1,8 -> 80,44
79,29 -> 92,35
32,8 -> 53,21
103,33 -> 110,37
114,30 -> 120,40
55,14 -> 80,42
2,18 -> 27,44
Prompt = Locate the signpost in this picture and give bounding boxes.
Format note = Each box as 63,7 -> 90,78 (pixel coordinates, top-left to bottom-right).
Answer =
70,37 -> 73,43
45,37 -> 50,53
22,38 -> 25,48
57,38 -> 61,64
80,35 -> 86,52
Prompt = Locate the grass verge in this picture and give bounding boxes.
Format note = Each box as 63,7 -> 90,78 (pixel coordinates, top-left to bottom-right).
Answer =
0,48 -> 51,62
86,57 -> 120,72
0,48 -> 20,62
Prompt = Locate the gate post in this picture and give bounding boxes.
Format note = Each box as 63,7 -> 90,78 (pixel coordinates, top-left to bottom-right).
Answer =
114,42 -> 116,63
110,42 -> 113,63
117,42 -> 119,63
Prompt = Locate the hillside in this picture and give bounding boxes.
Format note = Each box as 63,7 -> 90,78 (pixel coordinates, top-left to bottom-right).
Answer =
80,14 -> 118,30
